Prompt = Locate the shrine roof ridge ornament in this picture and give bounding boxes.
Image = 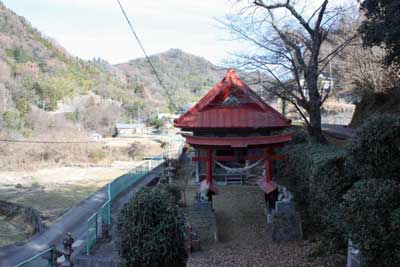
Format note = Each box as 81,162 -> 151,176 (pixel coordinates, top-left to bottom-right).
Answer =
174,69 -> 291,130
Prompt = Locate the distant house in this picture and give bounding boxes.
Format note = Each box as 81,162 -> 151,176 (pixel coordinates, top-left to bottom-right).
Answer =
178,103 -> 195,115
157,113 -> 179,128
115,123 -> 146,137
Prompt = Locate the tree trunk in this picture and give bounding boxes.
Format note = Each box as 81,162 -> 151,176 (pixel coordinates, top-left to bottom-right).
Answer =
306,69 -> 327,144
307,103 -> 327,143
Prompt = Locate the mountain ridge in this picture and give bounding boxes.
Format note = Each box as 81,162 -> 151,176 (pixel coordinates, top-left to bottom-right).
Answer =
0,1 -> 225,135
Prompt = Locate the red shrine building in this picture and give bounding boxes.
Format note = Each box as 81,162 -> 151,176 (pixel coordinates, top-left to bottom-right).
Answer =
174,69 -> 292,197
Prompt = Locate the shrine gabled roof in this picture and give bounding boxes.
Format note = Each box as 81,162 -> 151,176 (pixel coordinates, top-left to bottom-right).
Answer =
174,69 -> 291,130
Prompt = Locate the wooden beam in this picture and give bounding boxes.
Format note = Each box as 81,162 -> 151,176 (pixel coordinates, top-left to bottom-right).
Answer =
192,156 -> 236,162
244,155 -> 285,161
193,155 -> 285,162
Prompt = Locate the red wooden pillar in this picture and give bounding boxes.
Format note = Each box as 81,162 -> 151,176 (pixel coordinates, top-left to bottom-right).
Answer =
206,148 -> 213,184
264,147 -> 272,182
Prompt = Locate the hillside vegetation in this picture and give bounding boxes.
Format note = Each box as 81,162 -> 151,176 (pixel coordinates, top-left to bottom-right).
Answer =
0,1 -> 224,137
116,49 -> 226,109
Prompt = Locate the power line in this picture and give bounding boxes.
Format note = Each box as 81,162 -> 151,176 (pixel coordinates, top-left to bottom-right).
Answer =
116,0 -> 178,111
0,139 -> 101,144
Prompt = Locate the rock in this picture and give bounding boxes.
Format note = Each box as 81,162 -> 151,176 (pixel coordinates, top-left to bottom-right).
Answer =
272,202 -> 303,242
0,200 -> 45,234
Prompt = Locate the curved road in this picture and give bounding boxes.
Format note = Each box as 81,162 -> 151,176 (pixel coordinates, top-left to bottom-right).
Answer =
0,168 -> 161,267
322,123 -> 355,139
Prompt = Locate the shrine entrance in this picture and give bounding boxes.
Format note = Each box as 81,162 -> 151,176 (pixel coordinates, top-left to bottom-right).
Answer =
174,69 -> 292,210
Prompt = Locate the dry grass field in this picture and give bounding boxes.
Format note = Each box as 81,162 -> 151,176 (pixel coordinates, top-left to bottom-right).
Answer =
0,136 -> 168,246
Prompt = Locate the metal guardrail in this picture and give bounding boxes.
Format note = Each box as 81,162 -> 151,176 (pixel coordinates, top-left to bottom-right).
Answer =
13,141 -> 185,265
85,155 -> 165,255
14,247 -> 55,267
86,142 -> 184,255
85,213 -> 98,256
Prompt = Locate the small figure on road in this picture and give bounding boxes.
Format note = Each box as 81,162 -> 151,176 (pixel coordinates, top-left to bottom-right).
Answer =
63,232 -> 74,252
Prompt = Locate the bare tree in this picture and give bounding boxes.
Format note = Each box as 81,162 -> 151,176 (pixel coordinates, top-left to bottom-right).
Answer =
222,0 -> 357,143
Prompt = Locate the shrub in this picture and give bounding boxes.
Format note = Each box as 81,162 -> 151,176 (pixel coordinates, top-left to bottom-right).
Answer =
277,143 -> 352,243
161,184 -> 182,204
88,149 -> 106,163
288,127 -> 309,144
16,98 -> 31,117
277,144 -> 340,208
309,150 -> 357,252
342,179 -> 400,266
349,114 -> 400,181
117,187 -> 187,267
147,118 -> 164,129
1,110 -> 24,131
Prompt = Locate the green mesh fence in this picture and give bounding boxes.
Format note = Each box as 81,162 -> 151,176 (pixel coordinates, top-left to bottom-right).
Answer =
100,199 -> 111,225
109,172 -> 143,200
13,247 -> 55,267
15,150 -> 178,265
86,213 -> 97,255
85,154 -> 165,255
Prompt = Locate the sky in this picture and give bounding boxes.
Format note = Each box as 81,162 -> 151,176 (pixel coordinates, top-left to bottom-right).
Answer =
2,0 -> 239,65
2,0 -> 357,65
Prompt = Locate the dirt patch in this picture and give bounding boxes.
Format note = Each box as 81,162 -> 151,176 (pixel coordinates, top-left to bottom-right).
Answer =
0,215 -> 29,247
185,185 -> 326,267
0,136 -> 163,171
0,161 -> 143,225
0,200 -> 44,234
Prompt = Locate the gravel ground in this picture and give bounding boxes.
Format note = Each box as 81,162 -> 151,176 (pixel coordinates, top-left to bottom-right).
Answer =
185,185 -> 324,267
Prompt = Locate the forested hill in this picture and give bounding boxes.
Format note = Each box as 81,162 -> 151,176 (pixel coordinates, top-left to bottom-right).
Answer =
0,1 -> 139,112
0,1 -> 226,135
115,49 -> 226,108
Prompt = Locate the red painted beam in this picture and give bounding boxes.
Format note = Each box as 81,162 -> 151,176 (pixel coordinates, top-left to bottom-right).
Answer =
193,155 -> 285,162
183,134 -> 292,148
193,156 -> 236,162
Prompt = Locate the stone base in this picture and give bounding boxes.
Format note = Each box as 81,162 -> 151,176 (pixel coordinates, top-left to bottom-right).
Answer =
187,198 -> 218,246
272,201 -> 303,242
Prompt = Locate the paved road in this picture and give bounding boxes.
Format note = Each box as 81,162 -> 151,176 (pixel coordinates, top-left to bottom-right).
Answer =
0,185 -> 107,267
322,123 -> 355,139
0,167 -> 162,267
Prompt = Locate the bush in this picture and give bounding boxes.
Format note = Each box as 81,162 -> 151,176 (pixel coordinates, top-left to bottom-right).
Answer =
309,150 -> 357,252
161,184 -> 182,204
117,187 -> 187,267
1,110 -> 24,131
277,144 -> 340,208
277,143 -> 353,245
349,114 -> 400,181
88,149 -> 106,162
147,118 -> 164,129
288,127 -> 309,144
342,179 -> 400,266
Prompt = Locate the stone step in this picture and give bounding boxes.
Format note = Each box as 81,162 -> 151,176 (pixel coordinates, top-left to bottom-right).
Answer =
226,176 -> 243,184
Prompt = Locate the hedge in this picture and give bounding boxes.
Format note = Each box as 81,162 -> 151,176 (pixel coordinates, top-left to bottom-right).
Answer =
277,143 -> 357,253
309,150 -> 357,251
277,115 -> 400,261
117,187 -> 187,267
342,179 -> 400,266
349,114 -> 400,181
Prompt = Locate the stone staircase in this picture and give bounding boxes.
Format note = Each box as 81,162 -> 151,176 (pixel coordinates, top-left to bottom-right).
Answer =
225,175 -> 243,185
187,197 -> 218,245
